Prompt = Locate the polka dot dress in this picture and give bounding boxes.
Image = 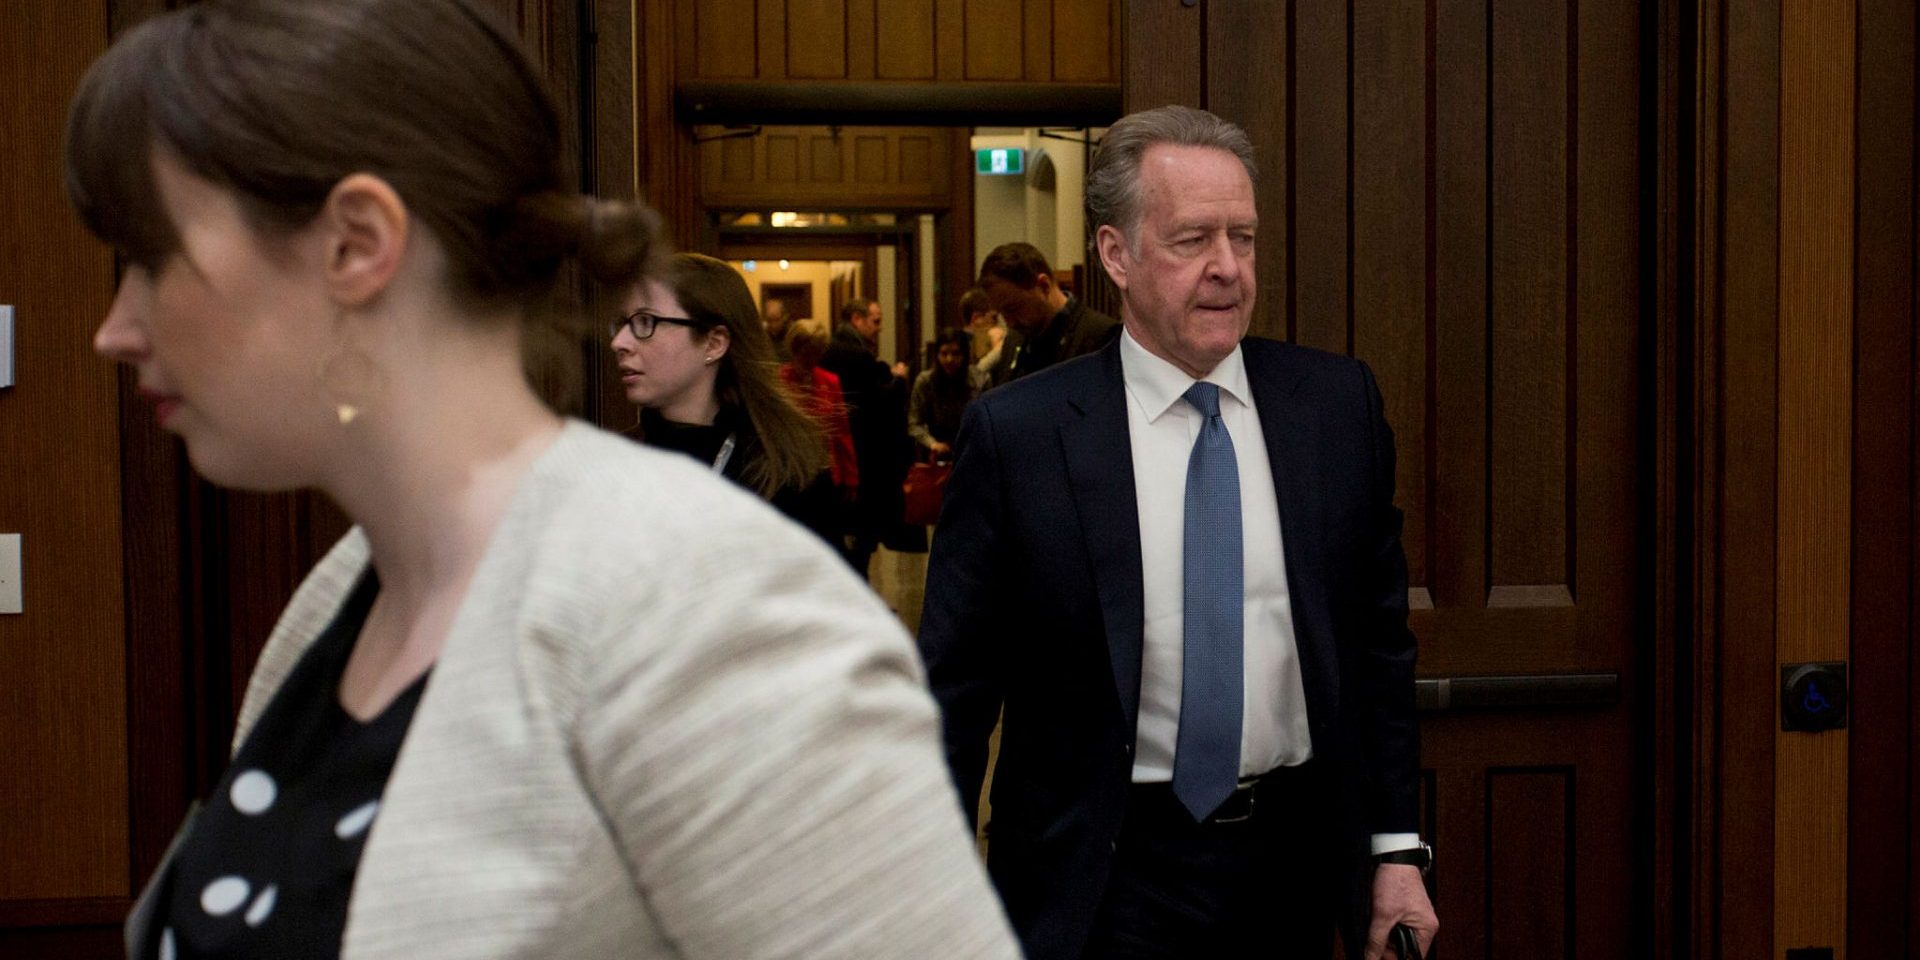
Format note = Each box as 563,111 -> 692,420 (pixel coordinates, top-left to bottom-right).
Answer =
149,572 -> 429,959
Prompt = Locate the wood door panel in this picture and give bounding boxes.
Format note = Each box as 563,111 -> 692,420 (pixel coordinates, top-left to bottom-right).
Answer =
0,0 -> 128,904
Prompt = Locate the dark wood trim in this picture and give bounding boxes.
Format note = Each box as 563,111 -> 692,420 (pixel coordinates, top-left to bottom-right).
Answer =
716,241 -> 883,261
1646,0 -> 1691,956
1848,0 -> 1918,954
941,127 -> 976,327
677,80 -> 1123,126
1775,0 -> 1855,949
0,899 -> 133,928
1690,0 -> 1783,957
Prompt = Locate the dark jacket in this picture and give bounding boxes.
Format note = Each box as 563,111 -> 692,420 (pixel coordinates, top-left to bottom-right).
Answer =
627,409 -> 841,547
820,323 -> 909,532
987,296 -> 1120,386
917,337 -> 1419,960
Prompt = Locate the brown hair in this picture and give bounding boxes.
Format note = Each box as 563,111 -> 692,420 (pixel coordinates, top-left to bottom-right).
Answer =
977,242 -> 1054,289
838,298 -> 876,327
958,287 -> 993,321
63,0 -> 661,409
786,317 -> 833,354
654,254 -> 828,498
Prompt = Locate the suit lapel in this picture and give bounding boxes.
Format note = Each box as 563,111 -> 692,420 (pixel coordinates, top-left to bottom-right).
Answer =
1245,342 -> 1339,735
1058,344 -> 1147,729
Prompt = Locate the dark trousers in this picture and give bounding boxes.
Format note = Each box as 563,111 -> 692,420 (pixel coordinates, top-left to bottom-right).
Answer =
1082,763 -> 1339,960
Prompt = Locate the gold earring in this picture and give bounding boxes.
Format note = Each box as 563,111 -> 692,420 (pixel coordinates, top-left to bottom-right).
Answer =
318,325 -> 386,426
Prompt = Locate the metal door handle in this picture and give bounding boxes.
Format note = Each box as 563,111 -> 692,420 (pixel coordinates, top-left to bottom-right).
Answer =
1414,673 -> 1619,712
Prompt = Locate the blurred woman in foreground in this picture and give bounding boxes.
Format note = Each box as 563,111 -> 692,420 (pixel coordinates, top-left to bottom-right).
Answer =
66,1 -> 1018,957
614,253 -> 840,544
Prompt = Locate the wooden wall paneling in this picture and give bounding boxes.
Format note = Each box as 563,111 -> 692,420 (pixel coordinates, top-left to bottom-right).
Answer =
1847,0 -> 1916,953
698,126 -> 955,208
847,0 -> 876,78
1430,0 -> 1488,615
591,0 -> 699,430
1290,0 -> 1349,354
1678,3 -> 1718,954
1573,4 -> 1641,952
1486,768 -> 1575,958
757,0 -> 786,77
875,0 -> 936,79
1023,0 -> 1051,81
1775,0 -> 1854,955
0,926 -> 122,960
1714,0 -> 1781,954
964,0 -> 1025,80
1204,1 -> 1289,343
1120,0 -> 1199,111
1488,0 -> 1569,600
1350,0 -> 1426,587
693,0 -> 758,77
936,0 -> 966,79
0,0 -> 128,904
942,128 -> 976,331
1052,0 -> 1113,82
787,0 -> 849,79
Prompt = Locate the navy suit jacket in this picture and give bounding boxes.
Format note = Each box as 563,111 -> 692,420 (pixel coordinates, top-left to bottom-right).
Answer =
917,336 -> 1419,960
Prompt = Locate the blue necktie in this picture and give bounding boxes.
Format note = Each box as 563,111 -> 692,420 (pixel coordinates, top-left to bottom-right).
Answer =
1172,381 -> 1244,822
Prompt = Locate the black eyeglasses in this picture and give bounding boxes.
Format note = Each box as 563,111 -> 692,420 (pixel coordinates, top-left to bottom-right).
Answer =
610,308 -> 702,341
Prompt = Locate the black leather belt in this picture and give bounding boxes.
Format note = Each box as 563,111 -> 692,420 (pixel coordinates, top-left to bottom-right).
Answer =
1133,762 -> 1319,825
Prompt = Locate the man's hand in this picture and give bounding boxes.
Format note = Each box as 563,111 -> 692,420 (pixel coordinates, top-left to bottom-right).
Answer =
891,361 -> 910,379
929,441 -> 954,459
1363,864 -> 1437,960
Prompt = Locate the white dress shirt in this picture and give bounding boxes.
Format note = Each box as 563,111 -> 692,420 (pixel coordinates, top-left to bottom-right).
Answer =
1119,331 -> 1420,856
1121,331 -> 1312,782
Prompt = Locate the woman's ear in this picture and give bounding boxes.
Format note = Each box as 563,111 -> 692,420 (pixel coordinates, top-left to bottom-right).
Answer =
704,325 -> 732,363
320,173 -> 410,308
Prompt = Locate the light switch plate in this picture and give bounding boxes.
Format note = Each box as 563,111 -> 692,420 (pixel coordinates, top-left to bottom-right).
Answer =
0,305 -> 14,388
0,534 -> 19,614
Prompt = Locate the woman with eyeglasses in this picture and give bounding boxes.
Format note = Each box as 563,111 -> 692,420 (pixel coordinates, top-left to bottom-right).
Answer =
69,2 -> 1020,957
611,253 -> 841,545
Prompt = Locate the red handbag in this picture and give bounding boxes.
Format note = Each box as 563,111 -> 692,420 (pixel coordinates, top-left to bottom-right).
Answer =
901,460 -> 952,526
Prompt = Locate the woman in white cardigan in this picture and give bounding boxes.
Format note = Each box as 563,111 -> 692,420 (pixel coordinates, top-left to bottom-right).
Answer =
65,2 -> 1019,958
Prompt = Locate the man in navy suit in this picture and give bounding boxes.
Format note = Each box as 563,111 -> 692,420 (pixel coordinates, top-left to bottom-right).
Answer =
918,105 -> 1439,960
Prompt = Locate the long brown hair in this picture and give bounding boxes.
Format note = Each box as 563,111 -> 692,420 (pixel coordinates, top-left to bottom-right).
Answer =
657,254 -> 828,497
63,0 -> 660,409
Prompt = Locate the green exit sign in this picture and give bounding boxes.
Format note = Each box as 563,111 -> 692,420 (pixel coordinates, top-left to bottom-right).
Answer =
975,148 -> 1025,176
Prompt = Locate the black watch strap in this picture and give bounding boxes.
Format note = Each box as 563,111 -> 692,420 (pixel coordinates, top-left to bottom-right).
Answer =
1374,842 -> 1433,874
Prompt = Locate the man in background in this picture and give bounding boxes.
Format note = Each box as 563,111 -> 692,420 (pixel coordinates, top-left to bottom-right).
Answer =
978,241 -> 1118,385
959,287 -> 1007,375
761,297 -> 792,360
821,297 -> 909,576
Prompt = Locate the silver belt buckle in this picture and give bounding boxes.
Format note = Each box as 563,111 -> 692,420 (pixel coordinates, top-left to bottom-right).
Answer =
1211,778 -> 1259,823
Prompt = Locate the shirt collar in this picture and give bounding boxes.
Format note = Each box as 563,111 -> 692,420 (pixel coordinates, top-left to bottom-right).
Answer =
1119,327 -> 1251,422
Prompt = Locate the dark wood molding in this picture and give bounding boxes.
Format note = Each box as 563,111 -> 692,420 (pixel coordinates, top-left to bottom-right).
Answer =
676,80 -> 1123,126
0,899 -> 132,929
1847,0 -> 1918,954
1647,0 -> 1691,957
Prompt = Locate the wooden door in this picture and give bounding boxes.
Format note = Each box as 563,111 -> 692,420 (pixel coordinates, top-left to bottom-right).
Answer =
1128,1 -> 1646,955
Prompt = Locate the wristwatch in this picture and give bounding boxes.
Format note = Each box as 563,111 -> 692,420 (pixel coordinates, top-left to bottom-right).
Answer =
1374,841 -> 1433,876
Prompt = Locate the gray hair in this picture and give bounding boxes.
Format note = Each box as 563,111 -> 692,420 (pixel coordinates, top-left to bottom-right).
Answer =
1085,105 -> 1258,241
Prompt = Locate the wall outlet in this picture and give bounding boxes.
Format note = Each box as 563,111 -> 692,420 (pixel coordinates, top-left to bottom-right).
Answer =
0,534 -> 19,614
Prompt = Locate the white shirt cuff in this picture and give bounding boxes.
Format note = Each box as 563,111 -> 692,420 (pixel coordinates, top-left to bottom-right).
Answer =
1370,833 -> 1422,855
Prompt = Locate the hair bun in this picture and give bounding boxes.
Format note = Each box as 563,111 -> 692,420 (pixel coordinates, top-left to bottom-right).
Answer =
495,191 -> 665,291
